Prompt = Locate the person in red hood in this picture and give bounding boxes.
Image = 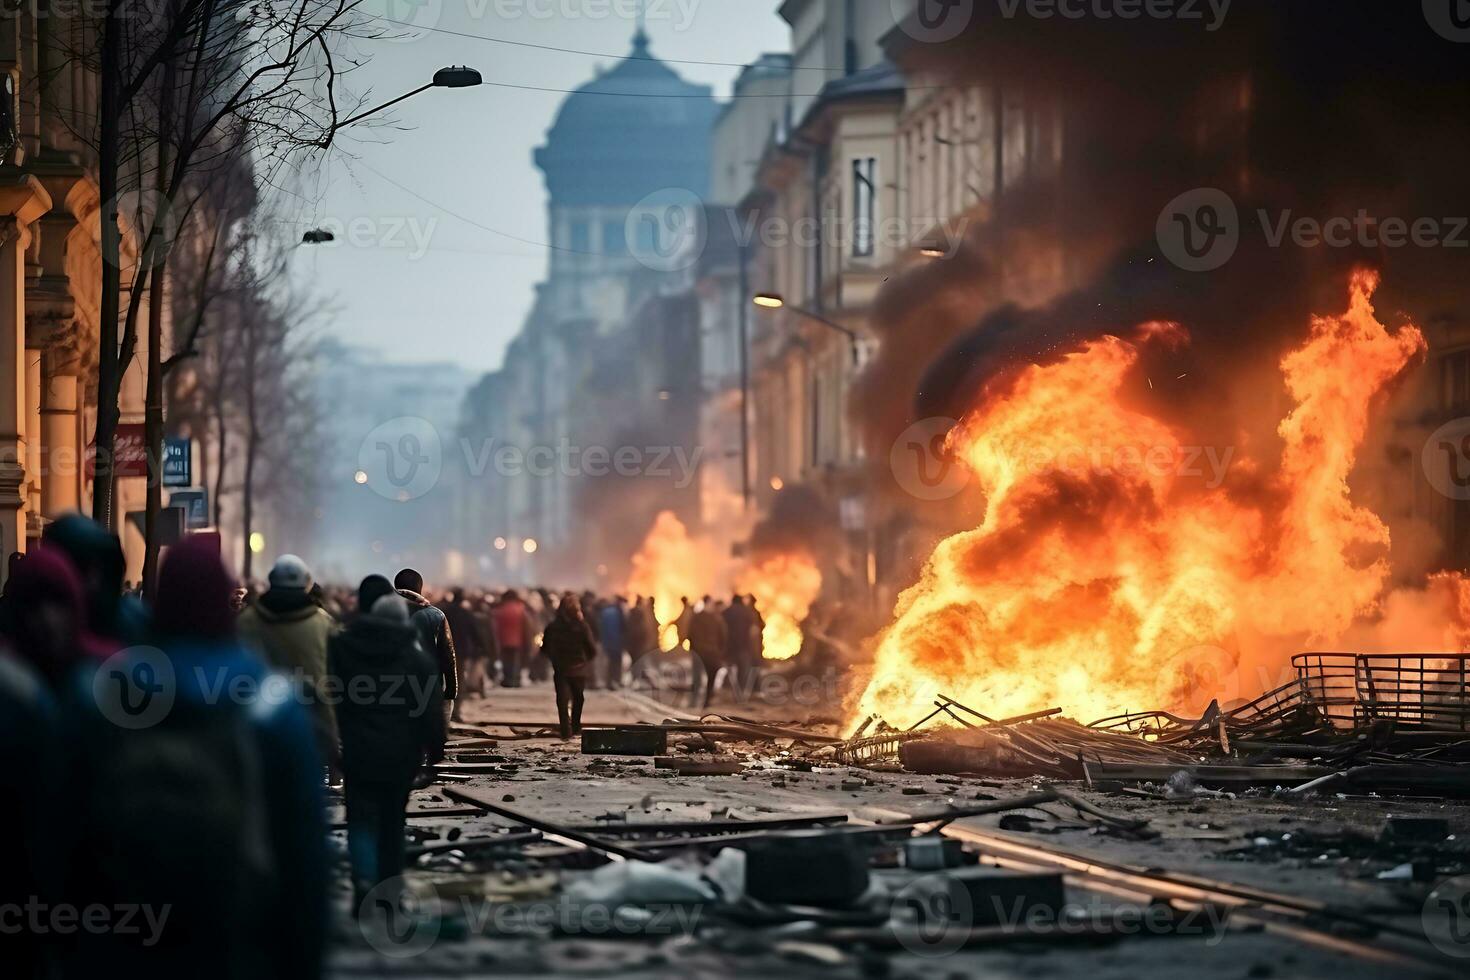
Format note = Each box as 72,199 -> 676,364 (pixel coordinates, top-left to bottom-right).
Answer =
0,544 -> 113,689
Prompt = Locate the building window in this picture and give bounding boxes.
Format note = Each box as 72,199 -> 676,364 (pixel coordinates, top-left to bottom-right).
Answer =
852,157 -> 877,258
603,221 -> 625,254
570,219 -> 591,253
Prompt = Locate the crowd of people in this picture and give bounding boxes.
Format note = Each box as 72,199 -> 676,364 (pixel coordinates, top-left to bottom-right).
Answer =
0,518 -> 780,979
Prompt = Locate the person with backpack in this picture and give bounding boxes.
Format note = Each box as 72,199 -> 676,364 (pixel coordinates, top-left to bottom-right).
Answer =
62,534 -> 327,980
329,577 -> 445,910
238,555 -> 340,776
540,593 -> 598,739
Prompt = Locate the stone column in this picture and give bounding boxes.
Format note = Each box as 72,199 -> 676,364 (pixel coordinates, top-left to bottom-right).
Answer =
40,362 -> 79,516
24,344 -> 39,532
0,217 -> 26,566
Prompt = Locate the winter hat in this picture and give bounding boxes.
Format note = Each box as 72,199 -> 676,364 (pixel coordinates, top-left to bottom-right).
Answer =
155,535 -> 237,641
268,554 -> 312,592
371,594 -> 411,623
357,574 -> 395,614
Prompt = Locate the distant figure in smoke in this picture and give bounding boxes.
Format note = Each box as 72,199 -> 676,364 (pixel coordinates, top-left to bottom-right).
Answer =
540,592 -> 597,738
528,588 -> 556,683
674,595 -> 694,647
329,579 -> 444,910
439,588 -> 490,717
493,589 -> 536,687
687,600 -> 729,709
723,594 -> 760,696
597,596 -> 627,689
395,568 -> 458,723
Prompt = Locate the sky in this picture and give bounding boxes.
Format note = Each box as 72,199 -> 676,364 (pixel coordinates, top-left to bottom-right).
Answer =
278,0 -> 790,374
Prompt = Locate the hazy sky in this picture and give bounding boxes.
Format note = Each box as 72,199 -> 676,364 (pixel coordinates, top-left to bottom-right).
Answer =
279,0 -> 790,373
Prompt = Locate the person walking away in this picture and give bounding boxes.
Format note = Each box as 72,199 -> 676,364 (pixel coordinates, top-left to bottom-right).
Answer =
438,588 -> 486,720
528,589 -> 555,683
238,555 -> 340,778
329,578 -> 445,910
722,594 -> 759,699
492,589 -> 535,688
687,601 -> 729,709
471,592 -> 501,693
63,534 -> 326,980
395,569 -> 458,724
597,596 -> 627,689
673,596 -> 694,649
541,593 -> 597,738
42,513 -> 150,644
0,648 -> 59,978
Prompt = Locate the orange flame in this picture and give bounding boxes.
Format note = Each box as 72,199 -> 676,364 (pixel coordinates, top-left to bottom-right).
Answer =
737,552 -> 823,661
854,271 -> 1429,730
626,511 -> 710,651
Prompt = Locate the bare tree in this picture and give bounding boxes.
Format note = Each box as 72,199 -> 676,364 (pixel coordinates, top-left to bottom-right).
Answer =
57,0 -> 380,532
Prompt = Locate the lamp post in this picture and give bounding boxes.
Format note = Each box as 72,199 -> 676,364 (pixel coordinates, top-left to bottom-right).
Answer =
336,65 -> 483,129
751,293 -> 863,366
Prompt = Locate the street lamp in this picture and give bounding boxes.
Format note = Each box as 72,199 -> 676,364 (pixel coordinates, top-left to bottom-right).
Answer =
337,65 -> 483,129
751,293 -> 864,366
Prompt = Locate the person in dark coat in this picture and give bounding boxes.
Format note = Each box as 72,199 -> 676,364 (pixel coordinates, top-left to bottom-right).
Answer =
688,602 -> 729,709
330,577 -> 445,908
540,593 -> 597,738
439,589 -> 489,715
722,594 -> 760,696
62,534 -> 327,980
394,568 -> 458,720
0,649 -> 59,979
42,513 -> 150,644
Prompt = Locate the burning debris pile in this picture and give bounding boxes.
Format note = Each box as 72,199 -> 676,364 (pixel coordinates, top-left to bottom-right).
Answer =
854,273 -> 1467,730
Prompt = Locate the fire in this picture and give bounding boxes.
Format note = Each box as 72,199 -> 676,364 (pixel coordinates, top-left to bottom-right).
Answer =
626,511 -> 709,651
854,271 -> 1430,730
737,552 -> 823,661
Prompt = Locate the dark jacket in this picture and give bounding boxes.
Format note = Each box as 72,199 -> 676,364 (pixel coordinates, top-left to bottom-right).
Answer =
398,589 -> 458,700
0,652 -> 59,977
440,598 -> 489,663
722,602 -> 760,659
329,614 -> 445,781
541,615 -> 597,678
689,608 -> 729,663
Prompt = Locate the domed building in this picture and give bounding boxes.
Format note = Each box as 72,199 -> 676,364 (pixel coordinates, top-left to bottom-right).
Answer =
534,28 -> 719,309
460,29 -> 721,570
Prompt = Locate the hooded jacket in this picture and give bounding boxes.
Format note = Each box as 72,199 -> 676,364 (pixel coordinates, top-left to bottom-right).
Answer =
328,610 -> 445,780
238,590 -> 340,745
398,589 -> 458,701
